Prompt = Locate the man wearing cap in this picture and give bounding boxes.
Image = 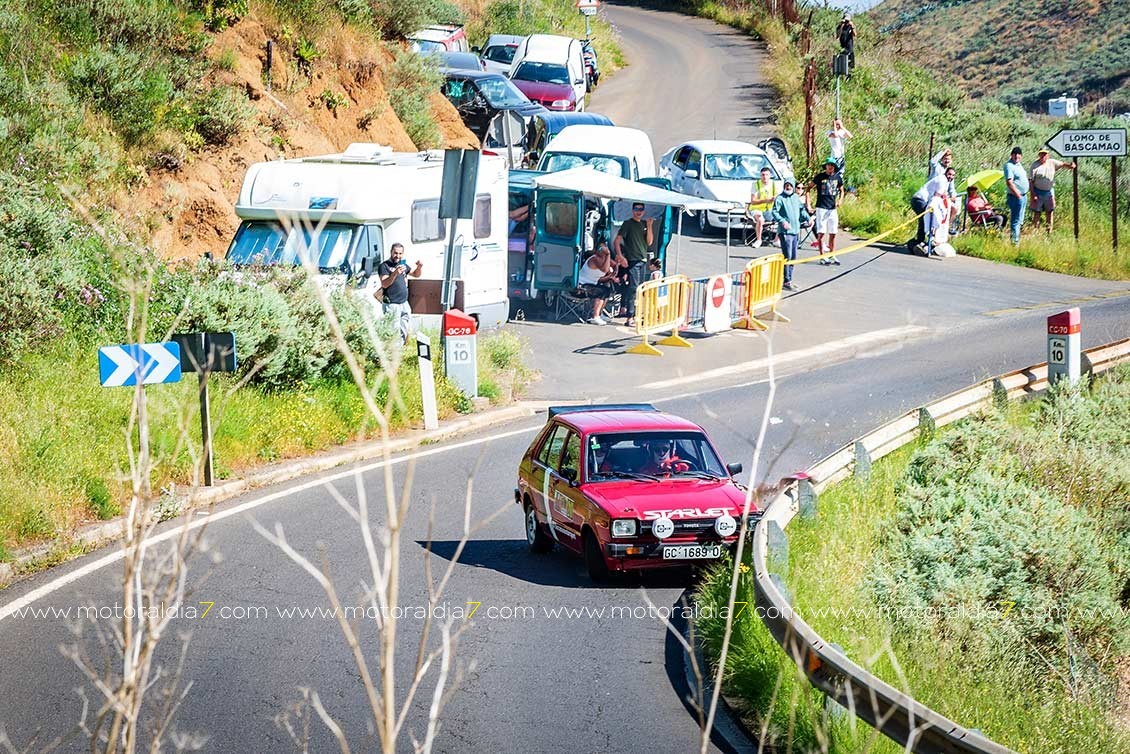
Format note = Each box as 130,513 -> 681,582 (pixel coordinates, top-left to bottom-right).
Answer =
1029,147 -> 1075,232
836,14 -> 856,71
1004,146 -> 1029,245
808,159 -> 844,265
613,202 -> 654,327
768,178 -> 810,291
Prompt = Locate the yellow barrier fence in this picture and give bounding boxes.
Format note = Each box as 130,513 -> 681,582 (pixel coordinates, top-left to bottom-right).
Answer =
629,275 -> 693,356
734,253 -> 790,331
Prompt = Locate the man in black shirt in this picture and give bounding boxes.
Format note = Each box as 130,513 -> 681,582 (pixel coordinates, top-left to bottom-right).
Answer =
613,202 -> 654,327
808,160 -> 845,265
836,14 -> 856,71
377,242 -> 423,341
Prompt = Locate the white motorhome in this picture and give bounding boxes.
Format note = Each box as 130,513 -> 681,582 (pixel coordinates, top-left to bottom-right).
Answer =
226,144 -> 509,328
537,125 -> 656,180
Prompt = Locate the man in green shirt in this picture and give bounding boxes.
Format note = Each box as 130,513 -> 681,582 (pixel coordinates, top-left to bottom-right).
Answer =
613,202 -> 654,326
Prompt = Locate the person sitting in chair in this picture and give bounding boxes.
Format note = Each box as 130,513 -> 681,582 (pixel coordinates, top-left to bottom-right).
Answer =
577,243 -> 618,325
965,186 -> 1005,230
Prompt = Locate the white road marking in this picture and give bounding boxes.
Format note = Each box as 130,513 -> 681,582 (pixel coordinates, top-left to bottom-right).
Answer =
0,424 -> 542,623
640,325 -> 930,390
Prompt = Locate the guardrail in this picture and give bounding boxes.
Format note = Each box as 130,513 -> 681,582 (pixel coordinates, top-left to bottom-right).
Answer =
750,337 -> 1130,754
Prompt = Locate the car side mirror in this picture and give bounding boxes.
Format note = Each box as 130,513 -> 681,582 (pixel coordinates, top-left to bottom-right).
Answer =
362,256 -> 374,277
471,45 -> 481,53
575,78 -> 585,86
726,462 -> 743,476
685,169 -> 699,179
561,467 -> 578,484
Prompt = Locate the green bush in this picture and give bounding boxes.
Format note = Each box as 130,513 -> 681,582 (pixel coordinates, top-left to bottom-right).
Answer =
66,46 -> 175,145
0,256 -> 64,367
83,475 -> 118,519
190,85 -> 253,146
386,47 -> 442,148
371,0 -> 438,40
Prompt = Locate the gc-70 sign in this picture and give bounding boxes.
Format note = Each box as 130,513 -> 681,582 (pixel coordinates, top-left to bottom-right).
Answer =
1046,128 -> 1127,157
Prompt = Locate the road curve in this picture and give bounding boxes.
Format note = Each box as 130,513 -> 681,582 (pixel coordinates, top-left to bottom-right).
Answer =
591,2 -> 778,158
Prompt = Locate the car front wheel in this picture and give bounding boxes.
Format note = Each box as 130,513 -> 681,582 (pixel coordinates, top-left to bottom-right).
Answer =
583,529 -> 610,582
698,209 -> 712,236
526,503 -> 553,553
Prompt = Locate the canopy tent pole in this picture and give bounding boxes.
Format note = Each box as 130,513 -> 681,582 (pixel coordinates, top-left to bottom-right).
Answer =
725,209 -> 732,273
674,210 -> 683,275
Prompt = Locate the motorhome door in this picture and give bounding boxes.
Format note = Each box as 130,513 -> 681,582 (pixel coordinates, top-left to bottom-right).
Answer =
533,190 -> 582,291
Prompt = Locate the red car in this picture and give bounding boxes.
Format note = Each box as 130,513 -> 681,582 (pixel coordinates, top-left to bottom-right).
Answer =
515,404 -> 758,580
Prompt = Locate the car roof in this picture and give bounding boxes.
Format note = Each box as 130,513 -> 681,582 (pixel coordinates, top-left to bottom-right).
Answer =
533,111 -> 614,131
443,69 -> 505,81
550,408 -> 704,434
485,34 -> 525,47
546,125 -> 651,153
671,139 -> 766,155
523,34 -> 578,54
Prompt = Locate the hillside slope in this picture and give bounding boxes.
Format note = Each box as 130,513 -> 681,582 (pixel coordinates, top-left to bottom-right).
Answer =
872,0 -> 1130,113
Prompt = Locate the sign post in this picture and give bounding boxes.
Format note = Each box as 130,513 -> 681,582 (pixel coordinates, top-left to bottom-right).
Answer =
1046,128 -> 1126,250
576,0 -> 599,38
443,309 -> 478,397
172,332 -> 237,486
1046,308 -> 1081,387
438,149 -> 479,371
416,333 -> 439,431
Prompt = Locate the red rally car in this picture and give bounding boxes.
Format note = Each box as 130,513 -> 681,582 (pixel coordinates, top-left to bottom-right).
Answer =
515,404 -> 760,580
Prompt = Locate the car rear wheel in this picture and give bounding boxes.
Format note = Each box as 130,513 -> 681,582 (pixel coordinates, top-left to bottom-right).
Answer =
526,503 -> 553,553
583,529 -> 610,582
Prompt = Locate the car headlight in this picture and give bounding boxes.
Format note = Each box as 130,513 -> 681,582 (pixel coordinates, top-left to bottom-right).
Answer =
551,99 -> 572,109
714,514 -> 737,537
611,519 -> 638,538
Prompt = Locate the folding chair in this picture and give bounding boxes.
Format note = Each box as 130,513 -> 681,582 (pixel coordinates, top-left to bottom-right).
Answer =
554,288 -> 593,323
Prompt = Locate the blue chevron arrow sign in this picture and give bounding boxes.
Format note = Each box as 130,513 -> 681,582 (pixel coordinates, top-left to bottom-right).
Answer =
98,342 -> 183,388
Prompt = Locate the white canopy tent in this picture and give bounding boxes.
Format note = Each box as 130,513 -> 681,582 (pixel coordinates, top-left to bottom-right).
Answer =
533,167 -> 746,274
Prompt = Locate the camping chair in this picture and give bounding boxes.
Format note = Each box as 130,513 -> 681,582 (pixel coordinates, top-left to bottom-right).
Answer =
553,287 -> 592,323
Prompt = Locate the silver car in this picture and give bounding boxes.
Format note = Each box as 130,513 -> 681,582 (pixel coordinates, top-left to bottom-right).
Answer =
477,34 -> 526,76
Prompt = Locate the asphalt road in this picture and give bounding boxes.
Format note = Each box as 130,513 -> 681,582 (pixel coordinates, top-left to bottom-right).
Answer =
2,6 -> 1129,754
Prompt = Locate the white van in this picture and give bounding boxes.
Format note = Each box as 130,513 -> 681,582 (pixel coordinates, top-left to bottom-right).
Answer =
509,34 -> 586,112
226,144 -> 509,328
537,125 -> 656,180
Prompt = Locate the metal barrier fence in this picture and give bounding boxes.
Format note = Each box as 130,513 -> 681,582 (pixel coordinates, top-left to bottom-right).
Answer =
751,337 -> 1130,754
685,272 -> 749,332
735,253 -> 789,330
628,275 -> 693,356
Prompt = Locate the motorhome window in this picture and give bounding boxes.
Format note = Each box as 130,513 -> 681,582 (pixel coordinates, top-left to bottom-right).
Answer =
511,61 -> 570,85
473,194 -> 492,239
544,201 -> 577,238
227,222 -> 288,264
483,45 -> 516,64
540,152 -> 628,179
477,75 -> 530,108
704,153 -> 772,180
411,200 -> 446,243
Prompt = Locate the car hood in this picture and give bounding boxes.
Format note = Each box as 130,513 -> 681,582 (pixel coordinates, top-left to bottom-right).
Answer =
698,179 -> 755,204
581,479 -> 752,520
511,79 -> 575,101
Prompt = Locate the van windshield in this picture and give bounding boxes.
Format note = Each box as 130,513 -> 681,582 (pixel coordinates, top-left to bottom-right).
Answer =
540,152 -> 629,179
512,61 -> 570,85
227,221 -> 357,272
703,153 -> 773,180
483,45 -> 516,64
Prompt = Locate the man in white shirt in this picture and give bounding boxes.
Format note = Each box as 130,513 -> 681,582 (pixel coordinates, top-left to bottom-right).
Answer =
827,118 -> 853,171
577,244 -> 617,325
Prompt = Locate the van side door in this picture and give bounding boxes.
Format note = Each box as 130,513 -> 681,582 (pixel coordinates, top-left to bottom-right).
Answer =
640,177 -> 675,270
532,189 -> 583,292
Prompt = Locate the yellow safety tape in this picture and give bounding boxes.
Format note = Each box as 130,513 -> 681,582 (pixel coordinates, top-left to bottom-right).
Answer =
786,209 -> 929,266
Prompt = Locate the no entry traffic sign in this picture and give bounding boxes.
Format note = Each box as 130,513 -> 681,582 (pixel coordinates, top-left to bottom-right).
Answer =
704,274 -> 732,333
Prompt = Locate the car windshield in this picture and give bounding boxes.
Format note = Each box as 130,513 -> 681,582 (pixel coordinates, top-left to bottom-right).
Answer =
703,153 -> 773,180
512,61 -> 570,85
483,45 -> 516,64
477,75 -> 531,107
443,52 -> 480,70
540,151 -> 628,179
586,431 -> 727,482
226,221 -> 356,272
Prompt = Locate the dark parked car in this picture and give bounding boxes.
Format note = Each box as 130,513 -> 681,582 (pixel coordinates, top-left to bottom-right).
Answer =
440,50 -> 485,71
523,110 -> 613,167
441,70 -> 545,141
